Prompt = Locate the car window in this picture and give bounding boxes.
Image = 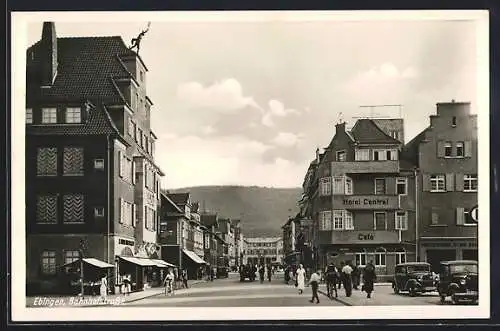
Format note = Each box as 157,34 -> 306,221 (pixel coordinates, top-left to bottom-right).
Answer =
449,264 -> 478,274
407,265 -> 430,273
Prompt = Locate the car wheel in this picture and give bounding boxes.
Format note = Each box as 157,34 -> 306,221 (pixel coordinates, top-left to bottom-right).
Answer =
393,285 -> 400,294
440,295 -> 446,303
451,294 -> 460,305
409,287 -> 417,297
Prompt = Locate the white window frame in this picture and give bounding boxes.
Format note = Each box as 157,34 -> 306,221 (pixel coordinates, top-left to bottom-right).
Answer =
26,108 -> 33,124
319,177 -> 332,196
42,108 -> 57,124
375,248 -> 386,267
336,150 -> 347,162
396,177 -> 408,195
456,142 -> 464,158
355,252 -> 367,267
444,141 -> 453,158
94,159 -> 104,170
463,174 -> 478,192
374,178 -> 386,195
373,212 -> 387,230
430,174 -> 446,192
64,250 -> 80,265
320,210 -> 332,230
373,150 -> 387,161
396,250 -> 406,265
41,251 -> 57,275
332,210 -> 344,230
345,177 -> 353,195
395,211 -> 408,230
355,149 -> 370,161
94,207 -> 105,217
332,176 -> 344,195
65,107 -> 81,123
344,210 -> 354,230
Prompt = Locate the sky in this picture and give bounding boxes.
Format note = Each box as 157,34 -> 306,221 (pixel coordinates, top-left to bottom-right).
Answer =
24,12 -> 484,189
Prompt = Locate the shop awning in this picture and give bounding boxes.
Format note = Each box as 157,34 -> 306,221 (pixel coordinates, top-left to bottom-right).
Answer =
182,249 -> 207,265
119,256 -> 158,266
150,259 -> 177,268
62,258 -> 114,269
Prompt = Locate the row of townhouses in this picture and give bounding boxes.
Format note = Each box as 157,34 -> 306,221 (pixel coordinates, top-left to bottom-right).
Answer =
25,22 -> 247,295
283,102 -> 477,280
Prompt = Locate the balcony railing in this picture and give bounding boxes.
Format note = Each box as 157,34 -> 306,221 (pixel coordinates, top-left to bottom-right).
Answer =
331,161 -> 399,175
332,195 -> 400,210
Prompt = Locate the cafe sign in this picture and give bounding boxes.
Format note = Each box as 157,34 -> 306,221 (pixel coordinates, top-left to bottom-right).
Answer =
333,195 -> 399,210
332,230 -> 400,244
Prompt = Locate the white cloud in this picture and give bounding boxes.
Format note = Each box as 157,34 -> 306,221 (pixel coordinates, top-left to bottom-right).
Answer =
262,113 -> 275,127
176,78 -> 262,113
272,132 -> 304,147
155,135 -> 304,188
269,99 -> 300,117
201,125 -> 217,135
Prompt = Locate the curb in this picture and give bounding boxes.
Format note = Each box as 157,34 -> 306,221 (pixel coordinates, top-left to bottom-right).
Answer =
124,279 -> 208,304
317,289 -> 352,306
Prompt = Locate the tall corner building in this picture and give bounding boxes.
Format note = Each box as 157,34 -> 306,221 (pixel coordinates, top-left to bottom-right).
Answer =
25,22 -> 165,294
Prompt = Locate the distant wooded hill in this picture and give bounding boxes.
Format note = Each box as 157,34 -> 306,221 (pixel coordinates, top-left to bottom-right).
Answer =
166,186 -> 302,237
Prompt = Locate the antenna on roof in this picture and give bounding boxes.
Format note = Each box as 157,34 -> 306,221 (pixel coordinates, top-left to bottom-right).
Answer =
129,22 -> 151,54
337,112 -> 344,124
358,104 -> 403,119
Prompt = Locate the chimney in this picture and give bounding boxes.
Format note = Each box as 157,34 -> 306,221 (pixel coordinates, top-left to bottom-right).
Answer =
315,148 -> 320,163
335,122 -> 346,134
40,22 -> 58,86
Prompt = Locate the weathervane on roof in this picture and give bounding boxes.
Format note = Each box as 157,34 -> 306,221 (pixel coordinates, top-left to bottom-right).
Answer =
337,112 -> 344,124
129,22 -> 151,54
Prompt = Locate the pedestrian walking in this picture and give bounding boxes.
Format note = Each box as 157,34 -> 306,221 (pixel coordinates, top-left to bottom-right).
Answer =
122,274 -> 131,295
182,269 -> 189,289
352,261 -> 361,290
99,274 -> 108,301
259,265 -> 265,283
210,267 -> 215,282
164,268 -> 175,296
341,261 -> 353,297
267,264 -> 272,282
362,260 -> 377,299
296,264 -> 306,294
325,262 -> 339,298
308,269 -> 321,304
338,261 -> 344,289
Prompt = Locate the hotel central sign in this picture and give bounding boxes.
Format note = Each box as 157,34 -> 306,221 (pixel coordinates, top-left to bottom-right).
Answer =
333,195 -> 399,210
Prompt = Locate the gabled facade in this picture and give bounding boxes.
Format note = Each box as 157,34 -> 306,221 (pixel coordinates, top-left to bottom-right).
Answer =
301,118 -> 417,280
26,22 -> 165,294
405,101 -> 478,272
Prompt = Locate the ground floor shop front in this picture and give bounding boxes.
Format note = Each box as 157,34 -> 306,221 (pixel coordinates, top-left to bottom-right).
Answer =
419,237 -> 478,273
319,243 -> 417,282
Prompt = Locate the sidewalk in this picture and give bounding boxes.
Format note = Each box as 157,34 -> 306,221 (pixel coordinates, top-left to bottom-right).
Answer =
317,283 -> 392,306
26,279 -> 207,308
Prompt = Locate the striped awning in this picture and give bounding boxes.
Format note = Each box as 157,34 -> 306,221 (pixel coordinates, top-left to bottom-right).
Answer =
119,256 -> 176,268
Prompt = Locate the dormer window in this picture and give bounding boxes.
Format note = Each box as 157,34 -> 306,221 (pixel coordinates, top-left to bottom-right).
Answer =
42,108 -> 57,124
26,108 -> 33,124
65,107 -> 81,123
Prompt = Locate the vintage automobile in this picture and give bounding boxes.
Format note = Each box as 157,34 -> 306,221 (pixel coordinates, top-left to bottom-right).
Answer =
239,264 -> 256,282
437,260 -> 478,304
216,266 -> 229,279
392,262 -> 436,296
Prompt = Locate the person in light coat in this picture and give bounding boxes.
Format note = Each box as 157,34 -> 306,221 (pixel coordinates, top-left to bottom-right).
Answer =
308,269 -> 321,304
100,274 -> 108,300
296,264 -> 306,294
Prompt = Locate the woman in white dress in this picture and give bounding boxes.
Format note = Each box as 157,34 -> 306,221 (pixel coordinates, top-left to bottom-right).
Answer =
296,264 -> 306,294
100,274 -> 108,300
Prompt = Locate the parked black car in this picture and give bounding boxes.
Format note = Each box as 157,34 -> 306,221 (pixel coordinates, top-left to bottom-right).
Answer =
437,260 -> 478,304
216,266 -> 229,279
239,264 -> 256,282
392,262 -> 436,296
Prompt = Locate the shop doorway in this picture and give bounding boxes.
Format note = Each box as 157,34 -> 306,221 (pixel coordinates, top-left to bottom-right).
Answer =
462,249 -> 478,261
426,249 -> 456,273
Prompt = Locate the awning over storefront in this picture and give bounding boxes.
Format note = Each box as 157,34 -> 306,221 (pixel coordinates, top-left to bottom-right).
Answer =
63,258 -> 114,269
119,256 -> 175,268
182,249 -> 208,265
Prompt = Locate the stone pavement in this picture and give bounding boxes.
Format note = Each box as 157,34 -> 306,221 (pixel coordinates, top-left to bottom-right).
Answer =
317,282 -> 393,306
26,279 -> 208,308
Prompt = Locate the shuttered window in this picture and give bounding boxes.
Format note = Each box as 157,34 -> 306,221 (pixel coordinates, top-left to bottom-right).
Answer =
430,175 -> 445,192
464,174 -> 478,192
37,147 -> 58,176
63,194 -> 84,223
456,207 -> 465,225
464,140 -> 472,157
445,173 -> 455,191
36,195 -> 58,224
63,147 -> 84,176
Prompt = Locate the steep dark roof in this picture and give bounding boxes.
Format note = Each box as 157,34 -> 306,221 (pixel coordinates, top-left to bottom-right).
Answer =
166,193 -> 190,206
27,36 -> 135,104
350,119 -> 401,144
401,127 -> 430,167
201,214 -> 218,227
160,193 -> 184,214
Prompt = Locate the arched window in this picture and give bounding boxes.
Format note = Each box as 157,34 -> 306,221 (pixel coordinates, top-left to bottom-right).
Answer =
375,247 -> 386,267
395,248 -> 406,265
355,249 -> 367,267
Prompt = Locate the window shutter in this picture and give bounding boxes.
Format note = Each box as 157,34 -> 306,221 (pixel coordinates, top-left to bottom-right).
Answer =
119,198 -> 123,223
437,141 -> 445,158
456,207 -> 465,225
132,160 -> 136,184
390,150 -> 398,161
422,174 -> 431,192
464,140 -> 472,157
386,177 -> 396,195
118,151 -> 123,177
446,173 -> 454,191
455,173 -> 464,191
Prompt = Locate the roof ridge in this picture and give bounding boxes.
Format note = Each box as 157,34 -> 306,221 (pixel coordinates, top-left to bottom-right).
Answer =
368,118 -> 401,143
